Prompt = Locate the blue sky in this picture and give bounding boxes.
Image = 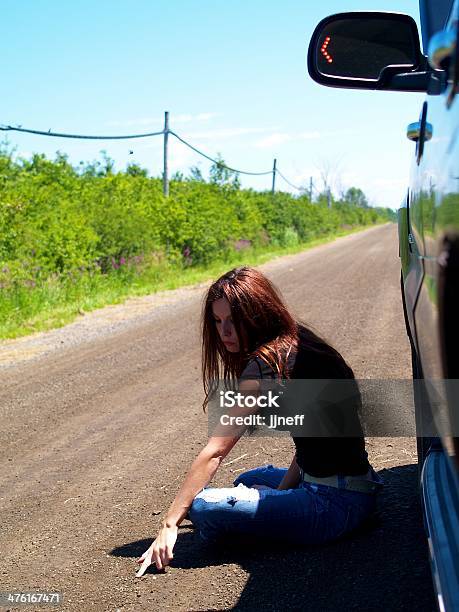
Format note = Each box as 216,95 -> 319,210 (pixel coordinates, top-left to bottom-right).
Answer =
1,0 -> 424,209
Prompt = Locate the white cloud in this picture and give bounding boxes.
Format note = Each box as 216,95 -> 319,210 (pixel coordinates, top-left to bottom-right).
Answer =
105,117 -> 160,128
195,112 -> 221,121
371,177 -> 408,188
174,112 -> 222,123
182,126 -> 274,140
255,133 -> 291,148
14,150 -> 33,160
168,137 -> 196,169
254,131 -> 320,149
339,171 -> 361,188
105,112 -> 221,129
172,114 -> 192,123
297,131 -> 321,140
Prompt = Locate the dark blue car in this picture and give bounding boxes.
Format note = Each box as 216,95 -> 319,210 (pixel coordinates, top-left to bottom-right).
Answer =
307,2 -> 459,610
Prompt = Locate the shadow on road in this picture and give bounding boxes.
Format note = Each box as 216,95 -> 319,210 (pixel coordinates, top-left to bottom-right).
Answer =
114,465 -> 436,611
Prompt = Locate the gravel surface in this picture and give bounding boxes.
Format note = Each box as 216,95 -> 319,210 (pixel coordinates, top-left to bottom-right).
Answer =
0,224 -> 437,611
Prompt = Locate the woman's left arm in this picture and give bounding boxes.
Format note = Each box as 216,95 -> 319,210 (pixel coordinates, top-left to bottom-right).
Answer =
277,452 -> 301,490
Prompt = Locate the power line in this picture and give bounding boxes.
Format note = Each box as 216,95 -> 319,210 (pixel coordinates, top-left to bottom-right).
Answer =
0,125 -> 165,140
1,119 -> 309,190
275,167 -> 305,191
169,130 -> 273,177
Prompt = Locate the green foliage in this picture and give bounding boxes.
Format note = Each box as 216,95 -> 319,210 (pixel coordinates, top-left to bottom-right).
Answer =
437,192 -> 459,229
170,170 -> 184,181
126,163 -> 149,177
374,206 -> 397,222
208,154 -> 240,190
342,186 -> 369,208
0,145 -> 393,298
188,166 -> 205,182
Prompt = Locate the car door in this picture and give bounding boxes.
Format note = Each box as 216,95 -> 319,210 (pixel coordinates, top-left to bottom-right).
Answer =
409,0 -> 459,470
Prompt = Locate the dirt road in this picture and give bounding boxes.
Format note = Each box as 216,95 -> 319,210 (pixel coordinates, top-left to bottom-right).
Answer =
0,224 -> 437,611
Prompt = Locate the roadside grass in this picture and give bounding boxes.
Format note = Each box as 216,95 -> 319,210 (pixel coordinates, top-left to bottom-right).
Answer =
0,223 -> 388,341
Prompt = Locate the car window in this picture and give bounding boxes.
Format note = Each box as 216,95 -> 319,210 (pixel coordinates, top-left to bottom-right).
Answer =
419,0 -> 455,51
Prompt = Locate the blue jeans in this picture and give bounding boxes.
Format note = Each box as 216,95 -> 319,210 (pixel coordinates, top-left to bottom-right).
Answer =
187,464 -> 383,545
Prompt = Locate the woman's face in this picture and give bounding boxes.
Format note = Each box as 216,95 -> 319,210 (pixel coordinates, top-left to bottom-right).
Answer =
212,297 -> 242,353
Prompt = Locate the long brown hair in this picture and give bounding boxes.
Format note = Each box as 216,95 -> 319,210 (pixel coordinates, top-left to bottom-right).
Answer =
201,266 -> 341,411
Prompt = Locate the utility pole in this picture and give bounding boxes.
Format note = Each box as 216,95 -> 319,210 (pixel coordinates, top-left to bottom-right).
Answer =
163,111 -> 169,197
271,158 -> 277,194
327,186 -> 332,208
309,176 -> 313,202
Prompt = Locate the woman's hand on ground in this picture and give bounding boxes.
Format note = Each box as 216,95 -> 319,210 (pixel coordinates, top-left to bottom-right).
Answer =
135,524 -> 178,577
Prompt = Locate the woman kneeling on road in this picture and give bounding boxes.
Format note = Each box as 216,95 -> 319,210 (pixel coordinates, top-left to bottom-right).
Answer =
136,266 -> 383,575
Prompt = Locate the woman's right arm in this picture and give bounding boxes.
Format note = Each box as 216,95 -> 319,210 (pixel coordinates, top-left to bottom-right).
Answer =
161,434 -> 243,528
136,434 -> 242,576
136,379 -> 260,575
160,378 -> 261,529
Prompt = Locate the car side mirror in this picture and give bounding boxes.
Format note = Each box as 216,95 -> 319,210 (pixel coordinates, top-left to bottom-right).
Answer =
307,12 -> 430,92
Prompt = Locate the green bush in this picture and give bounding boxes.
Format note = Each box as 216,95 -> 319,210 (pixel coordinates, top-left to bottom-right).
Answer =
0,146 -> 393,291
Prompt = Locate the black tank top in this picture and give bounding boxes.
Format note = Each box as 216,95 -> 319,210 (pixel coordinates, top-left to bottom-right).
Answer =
239,345 -> 371,477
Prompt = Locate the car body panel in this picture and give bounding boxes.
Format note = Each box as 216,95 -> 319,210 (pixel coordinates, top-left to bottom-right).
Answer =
407,1 -> 459,469
307,2 -> 459,609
